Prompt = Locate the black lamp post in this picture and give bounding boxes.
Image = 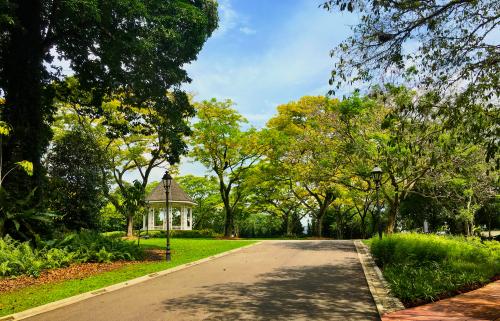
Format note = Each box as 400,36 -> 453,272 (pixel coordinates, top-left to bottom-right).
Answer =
371,165 -> 383,239
162,171 -> 173,262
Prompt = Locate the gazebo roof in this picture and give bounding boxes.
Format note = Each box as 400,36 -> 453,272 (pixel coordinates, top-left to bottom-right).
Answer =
145,180 -> 196,205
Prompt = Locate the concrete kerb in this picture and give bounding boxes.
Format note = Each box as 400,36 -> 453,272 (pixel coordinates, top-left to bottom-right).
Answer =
0,241 -> 263,321
354,240 -> 404,318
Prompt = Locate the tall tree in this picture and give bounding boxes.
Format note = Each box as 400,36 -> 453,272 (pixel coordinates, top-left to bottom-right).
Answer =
191,99 -> 265,237
0,0 -> 217,200
54,78 -> 192,236
267,96 -> 348,237
323,0 -> 499,163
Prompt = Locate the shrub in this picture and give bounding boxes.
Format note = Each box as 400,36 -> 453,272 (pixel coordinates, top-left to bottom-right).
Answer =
370,233 -> 500,305
50,231 -> 145,262
0,231 -> 144,278
101,231 -> 126,238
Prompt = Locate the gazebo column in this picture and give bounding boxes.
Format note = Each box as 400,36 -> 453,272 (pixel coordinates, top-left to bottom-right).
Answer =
160,208 -> 166,230
148,207 -> 155,229
188,208 -> 193,230
181,206 -> 189,230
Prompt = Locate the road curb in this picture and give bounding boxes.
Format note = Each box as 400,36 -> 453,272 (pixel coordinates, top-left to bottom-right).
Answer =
354,240 -> 404,318
0,241 -> 262,321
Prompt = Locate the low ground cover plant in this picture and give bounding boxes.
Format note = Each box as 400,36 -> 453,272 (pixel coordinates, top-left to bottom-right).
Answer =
137,229 -> 220,238
370,233 -> 500,306
0,231 -> 144,278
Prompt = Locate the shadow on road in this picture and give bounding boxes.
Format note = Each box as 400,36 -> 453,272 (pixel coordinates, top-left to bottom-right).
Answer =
275,240 -> 356,253
162,260 -> 379,320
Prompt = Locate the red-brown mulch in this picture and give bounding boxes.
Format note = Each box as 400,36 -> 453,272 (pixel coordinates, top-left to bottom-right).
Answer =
402,274 -> 500,308
0,249 -> 164,294
383,280 -> 500,321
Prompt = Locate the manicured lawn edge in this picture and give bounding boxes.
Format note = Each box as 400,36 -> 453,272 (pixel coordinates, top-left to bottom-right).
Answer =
0,239 -> 257,318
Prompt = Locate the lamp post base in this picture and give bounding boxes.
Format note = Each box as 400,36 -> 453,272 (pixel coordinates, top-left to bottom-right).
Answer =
166,245 -> 171,262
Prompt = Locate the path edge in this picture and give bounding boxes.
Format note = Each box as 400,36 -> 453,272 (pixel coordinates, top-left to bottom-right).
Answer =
354,240 -> 404,318
0,241 -> 262,321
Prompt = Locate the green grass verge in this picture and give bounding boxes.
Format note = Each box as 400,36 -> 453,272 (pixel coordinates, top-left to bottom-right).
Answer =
0,238 -> 255,317
370,233 -> 500,306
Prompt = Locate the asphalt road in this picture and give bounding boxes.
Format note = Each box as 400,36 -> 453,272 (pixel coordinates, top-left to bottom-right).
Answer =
26,240 -> 379,321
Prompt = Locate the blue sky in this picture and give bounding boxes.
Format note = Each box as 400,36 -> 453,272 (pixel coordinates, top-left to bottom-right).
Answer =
168,0 -> 359,179
184,0 -> 357,127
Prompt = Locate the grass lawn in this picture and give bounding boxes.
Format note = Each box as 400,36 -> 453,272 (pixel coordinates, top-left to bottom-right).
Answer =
0,238 -> 255,317
369,233 -> 500,306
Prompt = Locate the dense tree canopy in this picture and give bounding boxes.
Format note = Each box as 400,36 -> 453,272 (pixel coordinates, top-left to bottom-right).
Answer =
0,0 -> 218,201
323,0 -> 499,164
46,127 -> 105,230
177,175 -> 224,231
52,78 -> 193,236
191,99 -> 266,237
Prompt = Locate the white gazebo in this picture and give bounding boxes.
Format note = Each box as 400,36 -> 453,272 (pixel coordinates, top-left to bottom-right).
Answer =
143,180 -> 196,231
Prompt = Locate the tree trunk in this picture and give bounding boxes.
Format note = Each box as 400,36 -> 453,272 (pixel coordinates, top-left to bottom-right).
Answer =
2,0 -> 47,200
223,206 -> 233,237
316,211 -> 325,237
360,214 -> 366,239
0,218 -> 4,238
386,195 -> 399,234
283,211 -> 291,236
218,178 -> 234,237
127,215 -> 134,237
335,211 -> 342,239
488,212 -> 492,238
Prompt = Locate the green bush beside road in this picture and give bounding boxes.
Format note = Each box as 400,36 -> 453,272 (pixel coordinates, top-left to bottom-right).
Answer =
370,233 -> 500,305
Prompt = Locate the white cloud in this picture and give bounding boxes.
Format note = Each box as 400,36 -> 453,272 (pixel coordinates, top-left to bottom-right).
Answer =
213,0 -> 257,38
185,3 -> 356,129
212,0 -> 238,37
239,27 -> 256,35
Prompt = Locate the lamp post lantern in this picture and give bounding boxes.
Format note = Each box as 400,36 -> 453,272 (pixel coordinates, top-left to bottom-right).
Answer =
162,171 -> 173,261
371,165 -> 383,239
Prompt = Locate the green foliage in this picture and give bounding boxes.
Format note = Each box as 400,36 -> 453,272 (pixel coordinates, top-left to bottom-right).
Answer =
0,0 -> 218,203
370,233 -> 500,304
99,203 -> 127,232
53,79 -> 196,236
101,231 -> 126,238
176,175 -> 224,231
139,229 -> 220,239
0,231 -> 144,278
323,0 -> 499,163
50,231 -> 144,262
46,127 -> 106,230
0,188 -> 57,239
239,213 -> 283,238
191,99 -> 266,237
